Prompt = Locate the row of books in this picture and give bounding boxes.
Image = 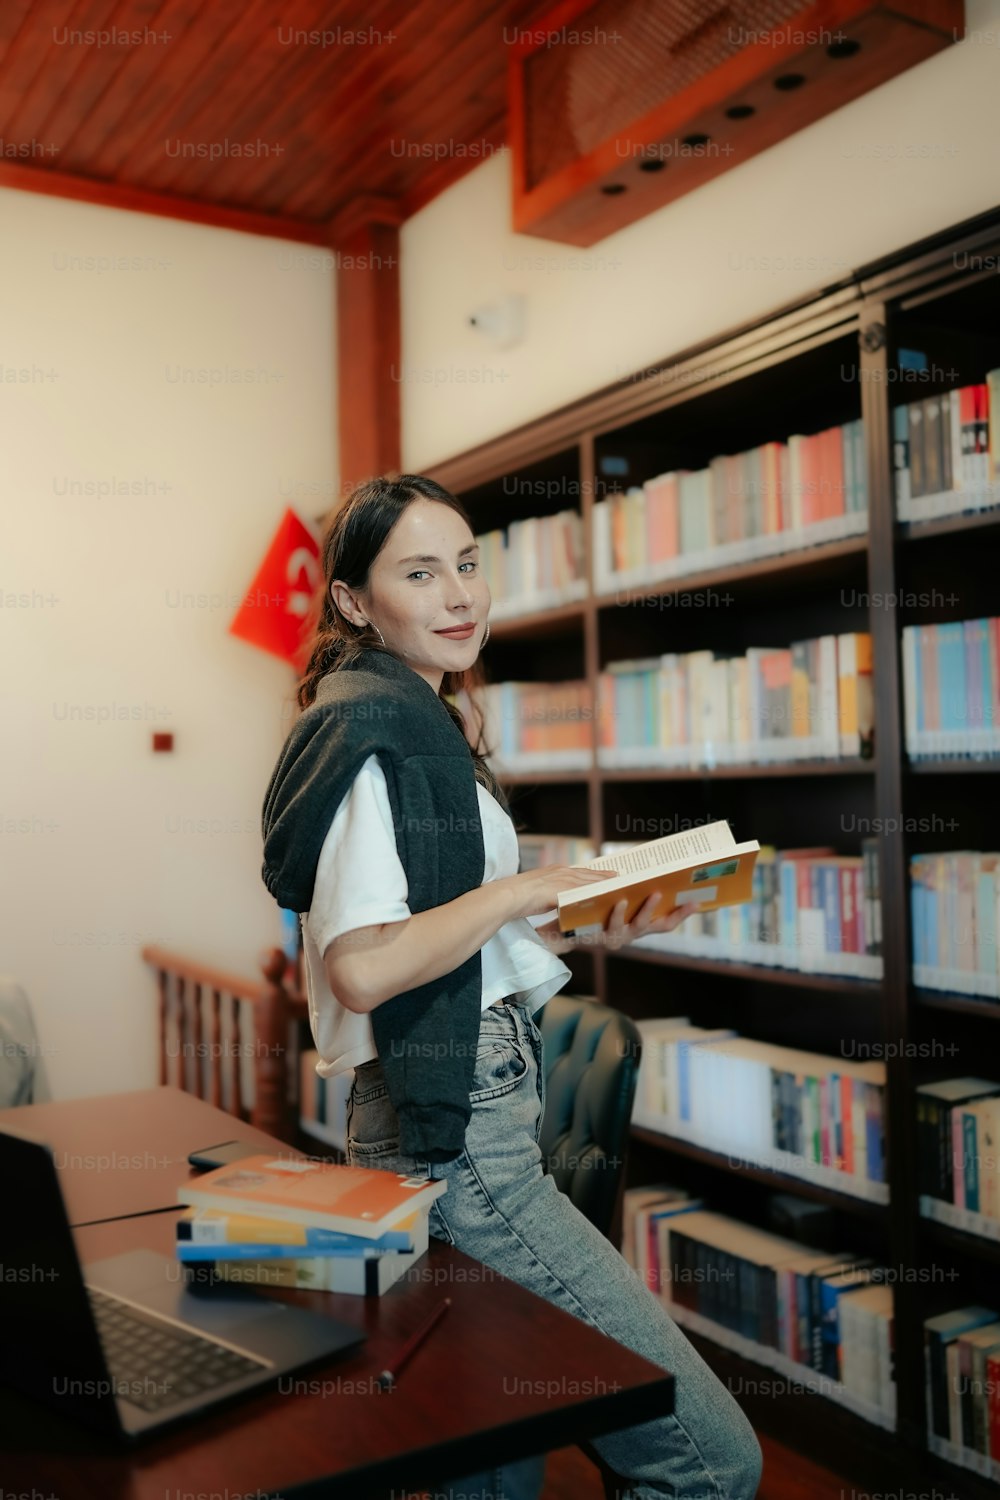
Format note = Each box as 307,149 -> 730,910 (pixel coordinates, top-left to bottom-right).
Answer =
902,616 -> 1000,760
298,1049 -> 352,1152
175,1153 -> 443,1296
592,420 -> 868,593
623,1186 -> 894,1428
474,510 -> 587,619
456,633 -> 875,774
631,1019 -> 888,1202
596,635 -> 874,768
917,1077 -> 1000,1240
925,1306 -> 1000,1478
626,841 -> 882,980
893,374 -> 1000,523
911,853 -> 1000,1000
515,832 -> 597,870
455,680 -> 594,773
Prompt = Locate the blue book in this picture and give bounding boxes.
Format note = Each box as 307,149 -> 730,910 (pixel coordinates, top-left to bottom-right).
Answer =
892,405 -> 909,504
820,1266 -> 875,1380
176,1240 -> 407,1262
177,1216 -> 415,1252
866,1084 -> 884,1183
936,621 -> 966,746
963,1109 -> 980,1212
852,419 -> 866,509
926,880 -> 939,968
910,874 -> 924,967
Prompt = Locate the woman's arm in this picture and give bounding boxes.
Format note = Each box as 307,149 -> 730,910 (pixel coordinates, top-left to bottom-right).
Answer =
324,876 -> 525,1014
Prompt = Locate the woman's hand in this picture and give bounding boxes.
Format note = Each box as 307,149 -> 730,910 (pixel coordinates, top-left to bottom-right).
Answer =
532,892 -> 706,954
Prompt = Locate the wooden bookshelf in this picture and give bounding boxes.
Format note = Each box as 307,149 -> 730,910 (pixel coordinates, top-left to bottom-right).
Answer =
432,204 -> 1000,1485
630,1122 -> 889,1220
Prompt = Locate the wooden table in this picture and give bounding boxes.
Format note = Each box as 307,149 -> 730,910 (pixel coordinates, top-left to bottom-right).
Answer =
0,1085 -> 289,1225
0,1085 -> 675,1498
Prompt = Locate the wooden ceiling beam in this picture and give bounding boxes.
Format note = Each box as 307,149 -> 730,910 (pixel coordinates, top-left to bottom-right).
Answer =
0,158 -> 330,244
334,216 -> 401,494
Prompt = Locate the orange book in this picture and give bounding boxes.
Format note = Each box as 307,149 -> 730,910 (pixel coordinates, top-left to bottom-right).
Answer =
801,433 -> 821,526
822,425 -> 846,519
644,472 -> 680,562
611,492 -> 629,572
836,633 -> 874,758
177,1156 -> 446,1238
556,819 -> 759,933
759,442 -> 781,534
598,673 -> 616,749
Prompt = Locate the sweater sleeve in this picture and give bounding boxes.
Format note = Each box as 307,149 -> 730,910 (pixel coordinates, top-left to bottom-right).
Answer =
304,753 -> 412,957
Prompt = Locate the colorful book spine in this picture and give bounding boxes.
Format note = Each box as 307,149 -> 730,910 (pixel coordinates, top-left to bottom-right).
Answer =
475,510 -> 586,614
910,853 -> 1000,1000
595,637 -> 872,770
629,843 -> 880,980
895,375 -> 1000,523
901,616 -> 1000,760
591,422 -> 867,593
638,1203 -> 895,1425
631,1025 -> 888,1200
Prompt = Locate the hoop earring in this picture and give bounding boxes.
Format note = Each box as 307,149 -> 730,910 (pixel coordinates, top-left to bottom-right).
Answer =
363,620 -> 386,649
482,619 -> 490,646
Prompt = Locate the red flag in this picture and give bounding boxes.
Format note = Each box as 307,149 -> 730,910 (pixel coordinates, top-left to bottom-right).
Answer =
229,508 -> 322,670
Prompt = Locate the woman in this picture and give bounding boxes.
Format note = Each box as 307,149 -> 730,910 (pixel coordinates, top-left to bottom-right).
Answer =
282,474 -> 762,1500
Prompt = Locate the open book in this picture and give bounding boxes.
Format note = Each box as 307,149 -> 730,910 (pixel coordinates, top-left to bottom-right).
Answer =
556,819 -> 759,933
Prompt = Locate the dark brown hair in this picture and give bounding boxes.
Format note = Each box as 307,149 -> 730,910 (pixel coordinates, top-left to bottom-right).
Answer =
295,474 -> 505,806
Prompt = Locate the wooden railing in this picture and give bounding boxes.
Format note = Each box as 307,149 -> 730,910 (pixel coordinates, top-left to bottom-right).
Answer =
141,945 -> 307,1142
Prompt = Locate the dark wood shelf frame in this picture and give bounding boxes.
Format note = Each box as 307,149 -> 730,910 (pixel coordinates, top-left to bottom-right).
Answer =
432,203 -> 1000,1481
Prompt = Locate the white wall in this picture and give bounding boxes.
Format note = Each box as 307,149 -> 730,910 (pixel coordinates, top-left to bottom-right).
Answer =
400,2 -> 1000,470
0,191 -> 336,1101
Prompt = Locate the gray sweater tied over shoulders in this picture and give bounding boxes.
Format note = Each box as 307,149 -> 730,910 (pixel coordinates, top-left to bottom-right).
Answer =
261,646 -> 509,1163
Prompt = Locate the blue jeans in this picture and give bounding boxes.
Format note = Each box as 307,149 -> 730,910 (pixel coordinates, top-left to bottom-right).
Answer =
345,999 -> 762,1500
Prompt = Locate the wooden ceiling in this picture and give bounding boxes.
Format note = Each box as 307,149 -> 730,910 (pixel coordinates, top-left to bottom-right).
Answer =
0,0 -> 547,244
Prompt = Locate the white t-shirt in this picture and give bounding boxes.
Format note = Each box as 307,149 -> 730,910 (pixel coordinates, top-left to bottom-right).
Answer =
300,754 -> 572,1078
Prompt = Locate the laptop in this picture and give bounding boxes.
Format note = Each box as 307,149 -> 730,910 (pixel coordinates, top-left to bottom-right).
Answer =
0,1122 -> 367,1441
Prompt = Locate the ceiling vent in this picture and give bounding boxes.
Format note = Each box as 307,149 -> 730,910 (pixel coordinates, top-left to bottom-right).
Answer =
509,0 -> 963,245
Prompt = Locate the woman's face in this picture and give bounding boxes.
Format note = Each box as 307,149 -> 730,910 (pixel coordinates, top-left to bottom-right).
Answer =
332,498 -> 491,691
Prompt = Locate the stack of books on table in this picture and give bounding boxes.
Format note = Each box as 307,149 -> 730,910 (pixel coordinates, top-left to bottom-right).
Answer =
176,1154 -> 445,1296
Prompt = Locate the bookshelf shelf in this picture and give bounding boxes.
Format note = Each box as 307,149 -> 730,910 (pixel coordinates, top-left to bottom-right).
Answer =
488,598 -> 587,641
431,204 -> 1000,1490
630,1123 -> 889,1218
917,1200 -> 1000,1260
904,758 -> 1000,775
594,533 -> 869,607
492,767 -> 592,785
600,759 -> 875,782
611,943 -> 884,996
663,1299 -> 894,1430
920,1215 -> 1000,1268
666,1321 -> 907,1488
897,507 -> 1000,543
911,988 -> 1000,1019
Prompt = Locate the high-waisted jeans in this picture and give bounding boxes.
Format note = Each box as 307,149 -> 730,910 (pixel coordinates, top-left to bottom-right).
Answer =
344,997 -> 763,1500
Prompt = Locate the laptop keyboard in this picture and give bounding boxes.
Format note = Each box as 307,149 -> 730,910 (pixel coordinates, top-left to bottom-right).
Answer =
87,1285 -> 269,1412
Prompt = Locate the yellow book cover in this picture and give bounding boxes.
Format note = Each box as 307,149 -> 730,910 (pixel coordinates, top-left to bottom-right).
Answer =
556,820 -> 759,932
177,1206 -> 420,1248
